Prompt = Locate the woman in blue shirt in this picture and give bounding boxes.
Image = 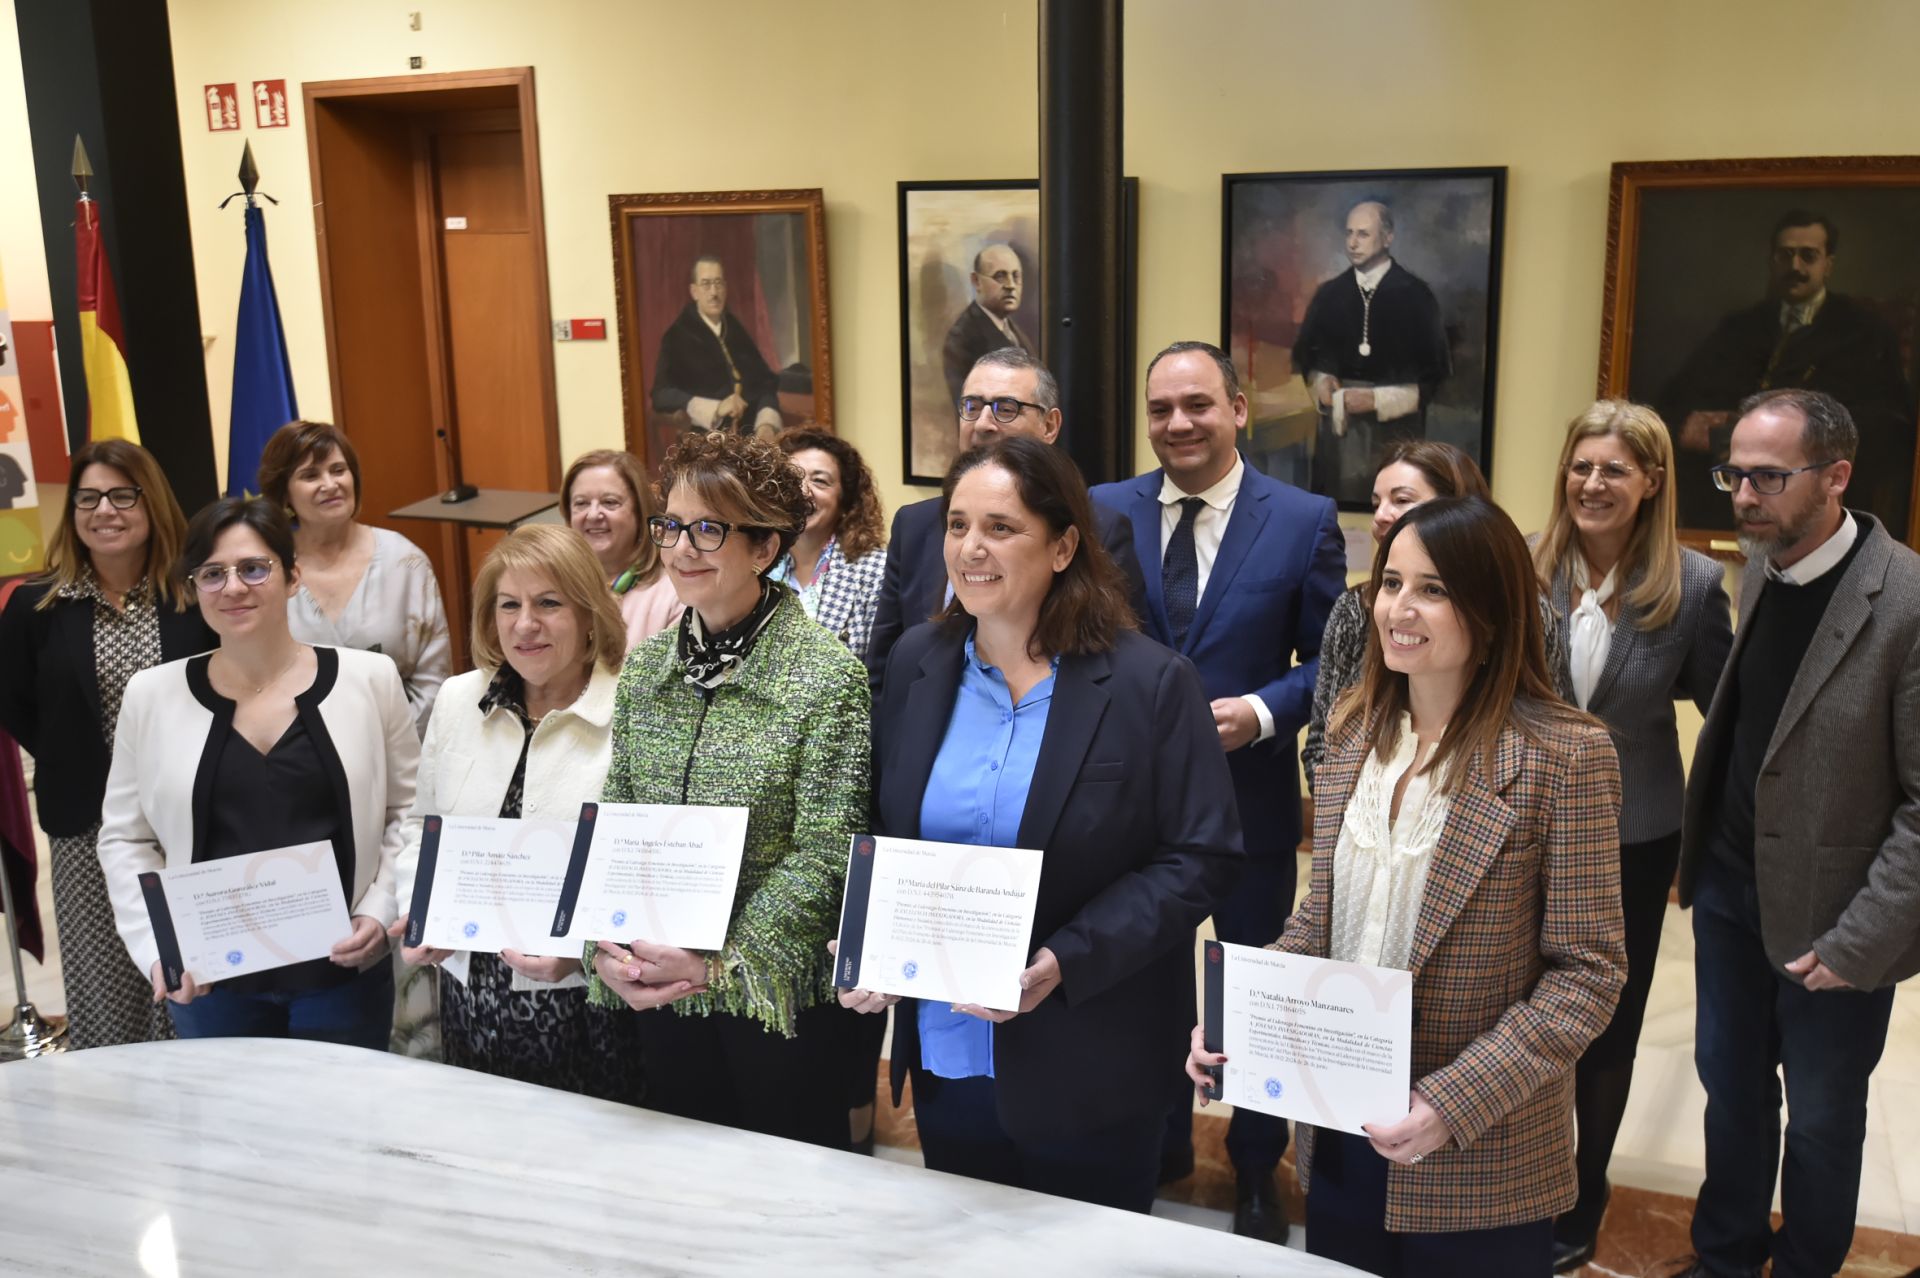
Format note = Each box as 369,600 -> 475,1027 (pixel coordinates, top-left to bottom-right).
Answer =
849,436 -> 1242,1212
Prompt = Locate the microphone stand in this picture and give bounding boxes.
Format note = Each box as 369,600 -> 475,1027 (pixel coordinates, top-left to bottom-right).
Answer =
0,840 -> 65,1059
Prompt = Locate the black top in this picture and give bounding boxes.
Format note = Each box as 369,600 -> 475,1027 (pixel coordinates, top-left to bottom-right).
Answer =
476,665 -> 535,820
1291,262 -> 1452,401
648,302 -> 781,427
1705,528 -> 1868,878
0,580 -> 216,836
188,647 -> 355,993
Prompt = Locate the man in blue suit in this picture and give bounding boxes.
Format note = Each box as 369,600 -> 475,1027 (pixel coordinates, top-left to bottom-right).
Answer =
867,347 -> 1147,685
1091,340 -> 1344,1245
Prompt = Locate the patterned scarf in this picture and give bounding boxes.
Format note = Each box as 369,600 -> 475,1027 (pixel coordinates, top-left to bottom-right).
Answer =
678,578 -> 784,691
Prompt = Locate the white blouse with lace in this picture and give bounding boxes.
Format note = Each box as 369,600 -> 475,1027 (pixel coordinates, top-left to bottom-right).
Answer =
1330,715 -> 1452,971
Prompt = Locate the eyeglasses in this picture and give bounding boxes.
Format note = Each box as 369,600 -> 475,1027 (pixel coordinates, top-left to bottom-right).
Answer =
958,395 -> 1047,425
190,558 -> 277,592
1709,460 -> 1837,495
73,486 -> 143,510
1566,460 -> 1640,486
647,515 -> 765,552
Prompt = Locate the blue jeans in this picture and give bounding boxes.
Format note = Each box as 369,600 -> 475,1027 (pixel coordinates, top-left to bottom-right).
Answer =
167,959 -> 394,1052
1690,859 -> 1895,1278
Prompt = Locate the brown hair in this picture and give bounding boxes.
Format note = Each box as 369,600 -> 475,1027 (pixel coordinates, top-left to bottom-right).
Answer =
1531,400 -> 1684,630
256,420 -> 363,518
775,427 -> 886,561
1333,496 -> 1591,786
1374,439 -> 1490,502
935,436 -> 1136,658
468,525 -> 627,677
37,439 -> 191,610
177,497 -> 298,597
657,431 -> 814,565
561,448 -> 662,587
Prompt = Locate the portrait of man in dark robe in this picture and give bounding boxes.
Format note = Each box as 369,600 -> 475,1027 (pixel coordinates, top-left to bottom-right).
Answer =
650,254 -> 784,439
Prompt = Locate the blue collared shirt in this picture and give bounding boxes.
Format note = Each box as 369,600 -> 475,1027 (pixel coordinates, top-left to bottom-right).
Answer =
913,634 -> 1057,1080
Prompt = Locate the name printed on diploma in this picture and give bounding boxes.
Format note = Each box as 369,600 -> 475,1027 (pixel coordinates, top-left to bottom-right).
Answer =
140,841 -> 352,991
1204,941 -> 1413,1136
410,816 -> 585,959
555,803 -> 750,952
835,834 -> 1043,1011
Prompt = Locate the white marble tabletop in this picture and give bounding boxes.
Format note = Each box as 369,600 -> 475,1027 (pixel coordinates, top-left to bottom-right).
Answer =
0,1039 -> 1359,1276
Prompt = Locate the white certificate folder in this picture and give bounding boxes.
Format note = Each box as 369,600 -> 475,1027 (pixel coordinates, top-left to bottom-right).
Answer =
402,815 -> 585,959
833,833 -> 1043,1012
139,841 -> 353,992
1202,940 -> 1414,1136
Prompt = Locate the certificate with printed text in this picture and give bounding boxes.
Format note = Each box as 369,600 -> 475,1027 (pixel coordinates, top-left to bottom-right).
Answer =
833,834 -> 1044,1012
139,841 -> 352,992
550,802 -> 749,950
1202,941 -> 1414,1136
403,815 -> 585,958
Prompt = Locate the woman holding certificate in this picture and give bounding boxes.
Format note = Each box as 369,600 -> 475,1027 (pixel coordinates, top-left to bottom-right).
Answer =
0,440 -> 213,1049
1187,496 -> 1626,1277
390,524 -> 640,1101
97,497 -> 419,1047
584,431 -> 869,1150
851,436 -> 1241,1212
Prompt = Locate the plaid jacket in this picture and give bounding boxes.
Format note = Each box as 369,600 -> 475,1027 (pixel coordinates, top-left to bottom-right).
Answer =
1278,707 -> 1625,1232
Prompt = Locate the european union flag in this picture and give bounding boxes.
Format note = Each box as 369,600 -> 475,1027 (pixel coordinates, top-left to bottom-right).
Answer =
226,203 -> 297,497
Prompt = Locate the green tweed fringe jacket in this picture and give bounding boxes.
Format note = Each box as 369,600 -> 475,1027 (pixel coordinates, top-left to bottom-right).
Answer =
585,589 -> 872,1037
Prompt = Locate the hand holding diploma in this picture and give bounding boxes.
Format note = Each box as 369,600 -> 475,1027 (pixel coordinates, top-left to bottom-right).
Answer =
386,915 -> 454,968
827,938 -> 900,1015
591,940 -> 708,1011
953,947 -> 1060,1023
1362,1091 -> 1453,1165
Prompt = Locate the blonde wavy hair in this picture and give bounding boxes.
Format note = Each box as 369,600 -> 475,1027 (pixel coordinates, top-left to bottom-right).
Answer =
1531,399 -> 1683,630
468,525 -> 627,677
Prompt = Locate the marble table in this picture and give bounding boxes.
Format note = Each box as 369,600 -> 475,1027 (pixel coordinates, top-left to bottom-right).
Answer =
0,1039 -> 1359,1276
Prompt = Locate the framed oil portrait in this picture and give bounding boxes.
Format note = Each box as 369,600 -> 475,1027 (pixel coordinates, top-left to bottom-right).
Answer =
897,178 -> 1138,486
1599,157 -> 1920,549
611,189 -> 832,471
1222,167 -> 1506,512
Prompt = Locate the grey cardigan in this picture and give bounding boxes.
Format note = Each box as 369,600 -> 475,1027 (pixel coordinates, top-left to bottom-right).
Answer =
1678,515 -> 1920,990
1549,546 -> 1733,844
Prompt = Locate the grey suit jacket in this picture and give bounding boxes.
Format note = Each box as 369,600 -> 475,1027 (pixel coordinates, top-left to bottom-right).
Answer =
1550,547 -> 1733,843
1677,514 -> 1920,990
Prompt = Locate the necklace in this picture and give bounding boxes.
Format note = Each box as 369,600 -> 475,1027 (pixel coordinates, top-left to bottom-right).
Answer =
223,650 -> 303,696
1356,278 -> 1376,358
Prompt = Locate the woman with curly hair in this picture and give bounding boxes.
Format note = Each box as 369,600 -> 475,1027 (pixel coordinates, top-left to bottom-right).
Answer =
584,430 -> 870,1149
772,428 -> 887,662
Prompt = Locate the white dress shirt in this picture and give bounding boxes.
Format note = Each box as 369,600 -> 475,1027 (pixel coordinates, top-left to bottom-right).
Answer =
1766,510 -> 1857,585
1330,717 -> 1450,970
1157,456 -> 1276,742
1566,553 -> 1618,710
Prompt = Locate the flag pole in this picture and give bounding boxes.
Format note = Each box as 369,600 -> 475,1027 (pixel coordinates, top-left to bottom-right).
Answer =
0,849 -> 66,1059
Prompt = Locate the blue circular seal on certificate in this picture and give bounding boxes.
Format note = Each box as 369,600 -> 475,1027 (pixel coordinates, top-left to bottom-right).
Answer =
1264,1078 -> 1284,1100
611,910 -> 628,928
225,950 -> 244,967
462,921 -> 479,939
901,960 -> 918,980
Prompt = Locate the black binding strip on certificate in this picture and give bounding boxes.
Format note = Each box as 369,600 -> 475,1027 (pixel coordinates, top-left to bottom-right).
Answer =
139,871 -> 186,994
551,802 -> 597,938
833,834 -> 879,990
1202,939 -> 1226,1101
403,816 -> 443,949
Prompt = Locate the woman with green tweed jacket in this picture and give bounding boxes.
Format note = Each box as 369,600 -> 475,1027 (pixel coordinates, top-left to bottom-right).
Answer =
585,431 -> 870,1151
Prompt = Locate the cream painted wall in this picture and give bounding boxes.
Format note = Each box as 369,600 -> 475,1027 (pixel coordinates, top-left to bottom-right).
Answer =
0,0 -> 53,322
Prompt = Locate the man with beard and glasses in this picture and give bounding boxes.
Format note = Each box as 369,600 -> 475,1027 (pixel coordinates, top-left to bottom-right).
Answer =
1659,211 -> 1915,535
1667,387 -> 1920,1278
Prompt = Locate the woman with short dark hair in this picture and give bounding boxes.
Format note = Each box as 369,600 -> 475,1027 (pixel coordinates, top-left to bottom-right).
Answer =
258,420 -> 449,734
584,431 -> 870,1148
0,440 -> 214,1048
842,436 -> 1242,1211
96,497 -> 418,1048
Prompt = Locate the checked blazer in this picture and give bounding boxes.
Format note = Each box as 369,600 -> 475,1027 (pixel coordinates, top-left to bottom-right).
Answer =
1276,706 -> 1626,1232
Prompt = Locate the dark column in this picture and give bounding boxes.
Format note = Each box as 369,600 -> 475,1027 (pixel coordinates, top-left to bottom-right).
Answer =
16,1 -> 217,508
1038,0 -> 1128,484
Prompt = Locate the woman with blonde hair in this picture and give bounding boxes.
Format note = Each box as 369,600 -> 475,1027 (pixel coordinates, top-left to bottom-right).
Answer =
562,448 -> 681,648
1530,400 -> 1734,1271
0,440 -> 214,1048
390,523 -> 638,1099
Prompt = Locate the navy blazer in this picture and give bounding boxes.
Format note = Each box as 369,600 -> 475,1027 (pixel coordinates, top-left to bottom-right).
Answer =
875,624 -> 1242,1142
865,493 -> 1148,686
1090,459 -> 1344,859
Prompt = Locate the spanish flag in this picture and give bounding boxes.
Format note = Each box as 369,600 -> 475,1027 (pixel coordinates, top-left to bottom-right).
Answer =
74,196 -> 139,443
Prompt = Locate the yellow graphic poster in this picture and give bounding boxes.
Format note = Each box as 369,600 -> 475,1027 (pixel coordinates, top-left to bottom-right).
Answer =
0,256 -> 48,576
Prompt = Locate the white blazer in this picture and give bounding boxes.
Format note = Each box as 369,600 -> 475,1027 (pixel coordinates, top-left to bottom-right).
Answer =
98,647 -> 420,980
395,661 -> 620,992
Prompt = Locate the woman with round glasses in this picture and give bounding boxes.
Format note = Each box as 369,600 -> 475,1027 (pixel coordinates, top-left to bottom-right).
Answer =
562,448 -> 682,649
97,497 -> 419,1047
258,420 -> 450,736
1532,401 -> 1732,1272
587,431 -> 869,1149
0,441 -> 214,1049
